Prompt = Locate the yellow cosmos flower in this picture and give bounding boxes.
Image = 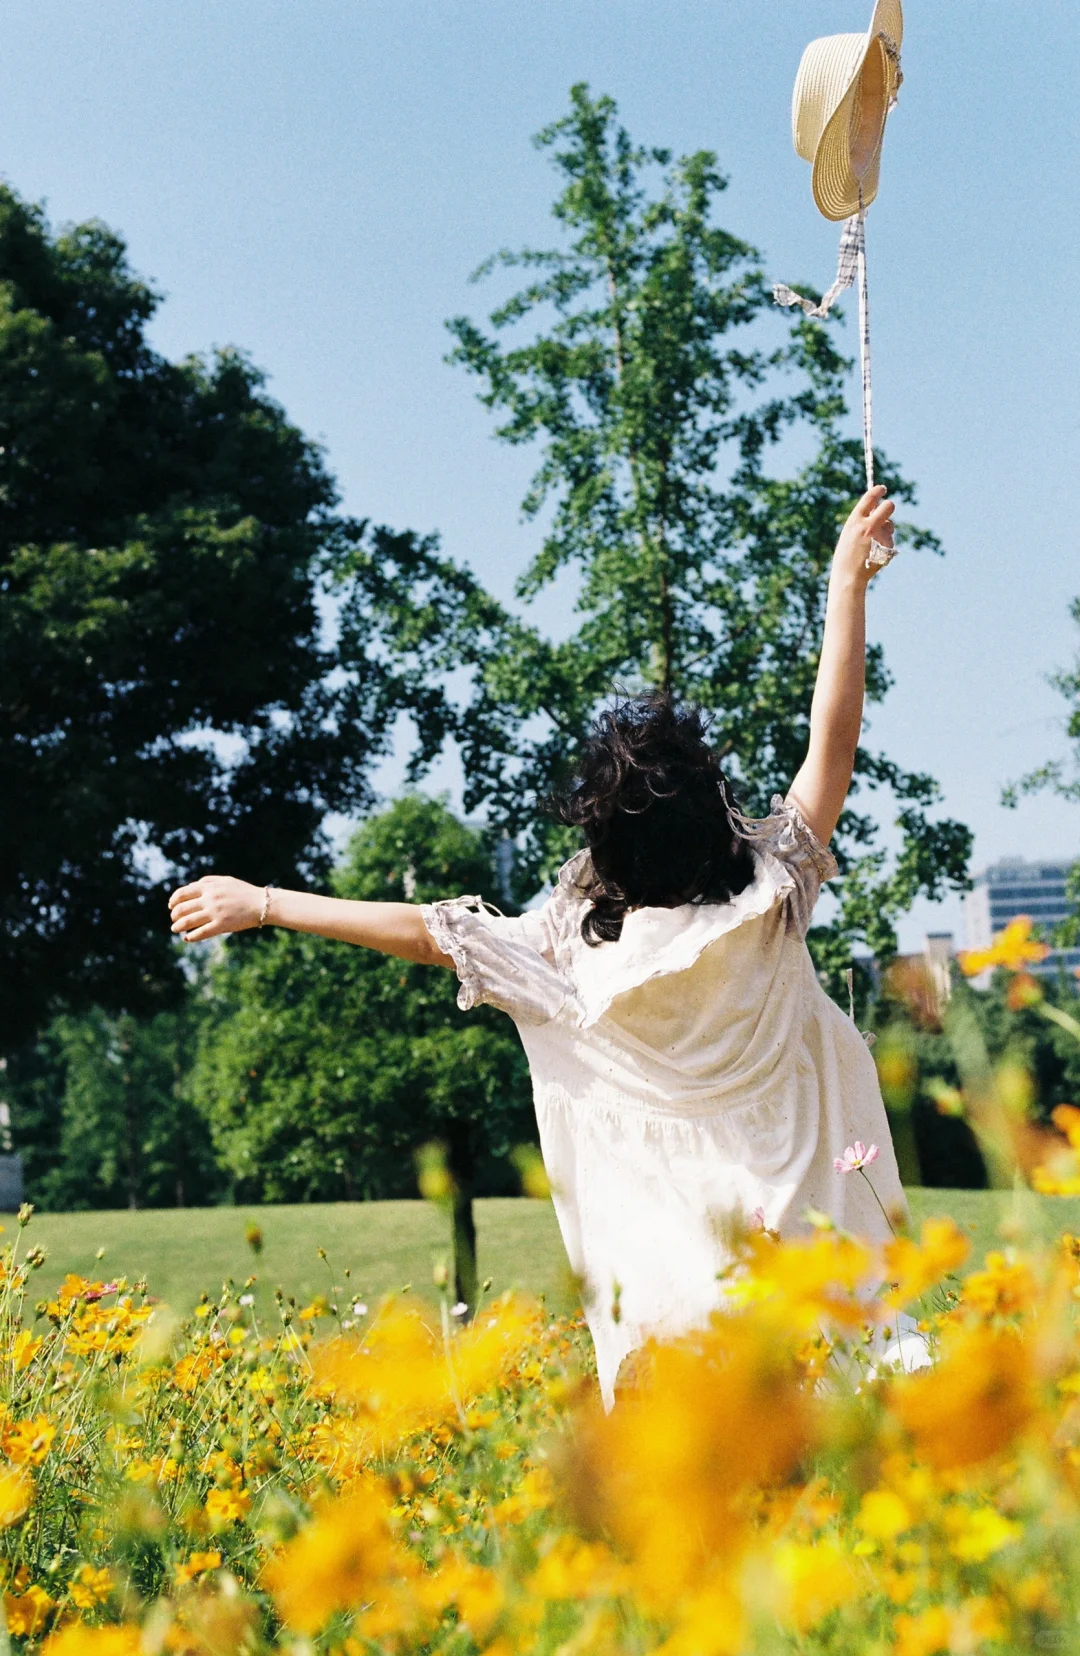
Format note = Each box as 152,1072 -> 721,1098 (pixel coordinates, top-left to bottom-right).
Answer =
4,1415 -> 56,1466
174,1549 -> 221,1586
314,1295 -> 539,1453
204,1486 -> 250,1528
891,1325 -> 1037,1469
69,1564 -> 113,1610
263,1479 -> 421,1635
526,1534 -> 629,1602
958,915 -> 1050,976
42,1625 -> 143,1656
5,1583 -> 53,1637
419,1557 -> 504,1639
11,1331 -> 41,1371
733,1231 -> 876,1333
945,1505 -> 1022,1562
565,1313 -> 816,1607
856,1488 -> 912,1542
0,1466 -> 33,1528
651,1580 -> 746,1656
960,1251 -> 1038,1318
883,1216 -> 971,1308
893,1597 -> 1003,1656
770,1536 -> 861,1633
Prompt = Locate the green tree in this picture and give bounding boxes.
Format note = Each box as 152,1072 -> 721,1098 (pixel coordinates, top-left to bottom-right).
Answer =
0,185 -> 400,1048
340,87 -> 970,984
1003,604 -> 1080,945
191,796 -> 533,1308
2,1004 -> 221,1210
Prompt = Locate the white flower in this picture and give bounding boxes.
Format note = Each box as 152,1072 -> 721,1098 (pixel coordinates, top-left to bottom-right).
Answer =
351,1301 -> 368,1318
451,1301 -> 468,1317
239,1293 -> 254,1307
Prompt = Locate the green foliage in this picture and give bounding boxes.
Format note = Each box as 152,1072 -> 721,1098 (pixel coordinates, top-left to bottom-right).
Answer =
871,969 -> 1080,1189
3,1004 -> 220,1210
191,796 -> 533,1204
1006,592 -> 1080,816
342,86 -> 971,971
0,185 -> 400,1047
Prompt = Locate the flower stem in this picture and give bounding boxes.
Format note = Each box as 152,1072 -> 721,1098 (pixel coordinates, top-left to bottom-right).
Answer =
859,1167 -> 898,1237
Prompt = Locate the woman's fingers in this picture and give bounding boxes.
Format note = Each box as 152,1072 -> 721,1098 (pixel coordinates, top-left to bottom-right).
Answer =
172,909 -> 208,937
866,497 -> 896,545
857,484 -> 888,517
181,922 -> 217,942
168,882 -> 203,910
169,900 -> 204,927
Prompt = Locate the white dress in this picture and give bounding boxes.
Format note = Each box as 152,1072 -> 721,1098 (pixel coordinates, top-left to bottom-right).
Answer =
422,796 -> 910,1407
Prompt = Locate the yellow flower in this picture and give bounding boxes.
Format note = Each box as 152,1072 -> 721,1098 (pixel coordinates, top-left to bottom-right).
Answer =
891,1325 -> 1036,1469
526,1534 -> 628,1602
263,1480 -> 421,1635
42,1625 -> 142,1656
735,1231 -> 876,1333
652,1581 -> 746,1656
4,1415 -> 56,1466
69,1565 -> 113,1610
892,1604 -> 952,1656
314,1295 -> 539,1453
958,915 -> 1049,976
492,1464 -> 553,1525
945,1505 -> 1022,1562
893,1597 -> 1003,1656
11,1331 -> 41,1371
883,1216 -> 971,1308
204,1486 -> 250,1528
0,1466 -> 33,1528
420,1557 -> 504,1638
856,1488 -> 912,1542
564,1312 -> 816,1606
6,1583 -> 53,1637
770,1536 -> 860,1633
960,1251 -> 1038,1318
174,1549 -> 221,1586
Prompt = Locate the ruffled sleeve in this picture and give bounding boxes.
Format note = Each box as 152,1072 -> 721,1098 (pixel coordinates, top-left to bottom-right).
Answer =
730,794 -> 838,937
420,897 -> 576,1028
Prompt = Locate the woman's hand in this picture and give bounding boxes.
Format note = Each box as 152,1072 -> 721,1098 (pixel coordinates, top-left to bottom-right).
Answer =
169,876 -> 263,942
834,484 -> 895,583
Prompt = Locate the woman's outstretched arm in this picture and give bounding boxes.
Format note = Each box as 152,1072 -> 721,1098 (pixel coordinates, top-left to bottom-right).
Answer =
787,484 -> 895,849
168,876 -> 454,966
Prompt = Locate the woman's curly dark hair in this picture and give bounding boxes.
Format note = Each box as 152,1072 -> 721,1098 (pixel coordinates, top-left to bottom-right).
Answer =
549,694 -> 756,946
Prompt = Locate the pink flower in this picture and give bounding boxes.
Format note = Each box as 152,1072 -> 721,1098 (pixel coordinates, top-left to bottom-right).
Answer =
834,1141 -> 879,1174
81,1282 -> 119,1303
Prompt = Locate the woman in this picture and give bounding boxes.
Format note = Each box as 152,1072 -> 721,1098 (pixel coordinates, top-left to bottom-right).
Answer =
170,484 -> 910,1404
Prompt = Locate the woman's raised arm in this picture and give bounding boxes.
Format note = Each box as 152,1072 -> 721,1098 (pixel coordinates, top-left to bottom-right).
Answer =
786,485 -> 895,849
168,876 -> 454,967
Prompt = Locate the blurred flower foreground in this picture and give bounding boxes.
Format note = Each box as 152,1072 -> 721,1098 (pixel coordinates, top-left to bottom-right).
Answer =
4,1191 -> 1080,1656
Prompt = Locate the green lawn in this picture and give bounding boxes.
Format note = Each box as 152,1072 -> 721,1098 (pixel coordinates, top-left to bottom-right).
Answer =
16,1188 -> 1080,1318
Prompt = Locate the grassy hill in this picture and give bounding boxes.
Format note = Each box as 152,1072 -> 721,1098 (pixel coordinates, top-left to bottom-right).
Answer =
17,1186 -> 1080,1319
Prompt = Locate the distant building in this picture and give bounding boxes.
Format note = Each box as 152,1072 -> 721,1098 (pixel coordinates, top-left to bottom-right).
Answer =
963,857 -> 1080,976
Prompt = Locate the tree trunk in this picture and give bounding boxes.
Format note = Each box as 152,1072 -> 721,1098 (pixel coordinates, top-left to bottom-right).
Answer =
445,1122 -> 478,1316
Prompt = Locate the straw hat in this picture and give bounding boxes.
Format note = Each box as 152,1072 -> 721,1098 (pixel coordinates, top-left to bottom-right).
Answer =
792,0 -> 903,222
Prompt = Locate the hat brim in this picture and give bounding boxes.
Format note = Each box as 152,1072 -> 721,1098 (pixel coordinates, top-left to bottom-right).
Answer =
798,0 -> 903,221
811,69 -> 884,221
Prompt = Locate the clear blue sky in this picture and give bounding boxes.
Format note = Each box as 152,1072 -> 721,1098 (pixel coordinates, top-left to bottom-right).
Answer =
3,1 -> 1078,947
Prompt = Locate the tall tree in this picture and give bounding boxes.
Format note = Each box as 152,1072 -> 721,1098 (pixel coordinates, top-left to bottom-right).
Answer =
191,795 -> 533,1307
339,87 -> 970,980
2,1005 -> 221,1211
0,187 -> 396,1047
